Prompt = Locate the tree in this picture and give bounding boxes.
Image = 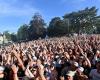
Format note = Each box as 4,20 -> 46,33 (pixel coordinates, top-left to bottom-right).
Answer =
17,24 -> 29,41
63,6 -> 100,34
11,33 -> 17,42
28,13 -> 46,40
3,31 -> 11,41
47,17 -> 68,37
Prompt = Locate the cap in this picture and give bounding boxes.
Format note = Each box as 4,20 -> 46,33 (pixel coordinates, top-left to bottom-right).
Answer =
97,58 -> 100,63
66,71 -> 76,77
55,55 -> 59,58
33,56 -> 37,61
77,67 -> 84,72
71,61 -> 79,67
0,66 -> 5,71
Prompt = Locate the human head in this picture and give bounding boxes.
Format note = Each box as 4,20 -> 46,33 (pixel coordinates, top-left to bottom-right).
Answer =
70,61 -> 79,71
66,71 -> 75,80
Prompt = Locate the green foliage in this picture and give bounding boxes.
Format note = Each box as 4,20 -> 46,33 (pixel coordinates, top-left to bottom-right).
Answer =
16,13 -> 46,41
63,6 -> 100,34
11,33 -> 17,42
4,7 -> 100,42
28,13 -> 46,40
3,31 -> 11,41
17,24 -> 29,41
47,17 -> 68,37
47,6 -> 100,37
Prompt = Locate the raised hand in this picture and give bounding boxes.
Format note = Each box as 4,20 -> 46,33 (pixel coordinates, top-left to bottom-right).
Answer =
11,64 -> 19,80
11,64 -> 18,74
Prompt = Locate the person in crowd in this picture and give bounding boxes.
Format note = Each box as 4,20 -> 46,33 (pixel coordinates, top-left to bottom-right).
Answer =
75,67 -> 89,80
89,59 -> 100,80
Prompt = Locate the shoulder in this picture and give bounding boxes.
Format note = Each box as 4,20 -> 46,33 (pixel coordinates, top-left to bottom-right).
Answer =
90,69 -> 97,73
89,69 -> 97,76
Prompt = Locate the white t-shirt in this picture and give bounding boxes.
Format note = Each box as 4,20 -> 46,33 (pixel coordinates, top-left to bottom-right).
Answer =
89,69 -> 100,80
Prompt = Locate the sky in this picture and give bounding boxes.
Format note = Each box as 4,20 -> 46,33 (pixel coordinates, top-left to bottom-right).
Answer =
0,0 -> 100,33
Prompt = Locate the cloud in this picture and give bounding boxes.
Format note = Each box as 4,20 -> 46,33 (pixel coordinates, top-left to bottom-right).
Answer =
0,0 -> 40,17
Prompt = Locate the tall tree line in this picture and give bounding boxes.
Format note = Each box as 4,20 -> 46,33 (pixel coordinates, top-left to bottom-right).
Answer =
4,7 -> 100,42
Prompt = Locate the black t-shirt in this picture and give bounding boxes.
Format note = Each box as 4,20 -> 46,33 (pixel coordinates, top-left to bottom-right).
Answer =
17,68 -> 25,77
83,66 -> 91,77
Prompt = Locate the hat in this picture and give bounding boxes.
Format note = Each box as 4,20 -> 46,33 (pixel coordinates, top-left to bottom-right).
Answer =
0,66 -> 5,72
97,58 -> 100,63
66,71 -> 76,77
0,66 -> 5,74
33,56 -> 37,61
55,55 -> 59,58
77,67 -> 84,72
71,61 -> 79,67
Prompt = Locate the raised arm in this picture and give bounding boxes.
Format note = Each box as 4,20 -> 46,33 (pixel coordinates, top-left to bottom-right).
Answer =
12,50 -> 25,70
11,64 -> 19,80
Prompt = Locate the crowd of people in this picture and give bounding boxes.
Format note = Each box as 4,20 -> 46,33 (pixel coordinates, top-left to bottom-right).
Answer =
0,35 -> 100,80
